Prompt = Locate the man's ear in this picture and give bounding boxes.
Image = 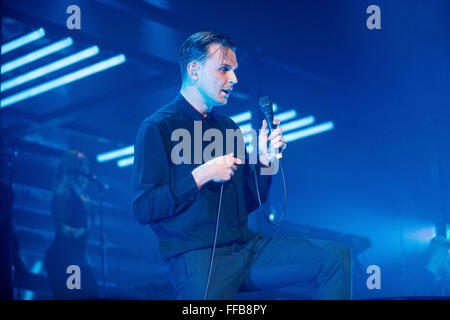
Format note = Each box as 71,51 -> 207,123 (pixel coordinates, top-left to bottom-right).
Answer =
187,62 -> 200,80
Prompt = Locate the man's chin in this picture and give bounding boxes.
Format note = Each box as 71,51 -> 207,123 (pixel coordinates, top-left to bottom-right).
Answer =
216,97 -> 229,106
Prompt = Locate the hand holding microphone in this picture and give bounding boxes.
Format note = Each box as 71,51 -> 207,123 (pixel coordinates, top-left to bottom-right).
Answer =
258,96 -> 287,165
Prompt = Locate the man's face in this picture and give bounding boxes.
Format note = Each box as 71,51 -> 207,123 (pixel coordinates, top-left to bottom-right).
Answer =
195,43 -> 238,107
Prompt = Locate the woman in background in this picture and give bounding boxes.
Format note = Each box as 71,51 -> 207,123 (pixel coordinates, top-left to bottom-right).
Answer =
44,150 -> 98,299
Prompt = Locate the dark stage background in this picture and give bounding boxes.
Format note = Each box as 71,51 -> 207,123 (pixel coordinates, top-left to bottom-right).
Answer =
1,0 -> 449,300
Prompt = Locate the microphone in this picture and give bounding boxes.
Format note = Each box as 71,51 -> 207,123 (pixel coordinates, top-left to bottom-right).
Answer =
84,173 -> 109,190
259,96 -> 276,133
258,96 -> 285,159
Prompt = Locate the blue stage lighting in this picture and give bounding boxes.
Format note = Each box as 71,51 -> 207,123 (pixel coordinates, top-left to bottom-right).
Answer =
1,46 -> 99,92
1,54 -> 126,108
230,111 -> 252,124
1,37 -> 73,74
280,116 -> 315,133
117,156 -> 134,168
97,145 -> 134,163
1,28 -> 45,55
274,109 -> 297,122
284,121 -> 335,143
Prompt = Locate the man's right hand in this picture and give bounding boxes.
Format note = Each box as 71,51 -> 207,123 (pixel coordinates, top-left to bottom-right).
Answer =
191,153 -> 242,190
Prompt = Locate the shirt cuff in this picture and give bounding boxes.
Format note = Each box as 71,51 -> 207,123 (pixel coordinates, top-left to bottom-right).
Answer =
171,172 -> 201,203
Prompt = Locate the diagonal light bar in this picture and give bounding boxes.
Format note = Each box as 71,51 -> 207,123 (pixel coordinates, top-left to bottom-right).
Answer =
280,116 -> 315,133
1,54 -> 126,108
239,123 -> 253,134
1,37 -> 73,74
1,46 -> 99,92
230,111 -> 251,124
97,145 -> 134,163
284,121 -> 334,143
1,28 -> 46,55
117,156 -> 134,168
274,109 -> 297,122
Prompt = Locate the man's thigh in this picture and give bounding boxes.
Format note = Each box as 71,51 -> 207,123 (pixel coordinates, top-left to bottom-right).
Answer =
242,236 -> 349,292
168,245 -> 252,300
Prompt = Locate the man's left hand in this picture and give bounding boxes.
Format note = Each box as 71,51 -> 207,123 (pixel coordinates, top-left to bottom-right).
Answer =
258,119 -> 286,167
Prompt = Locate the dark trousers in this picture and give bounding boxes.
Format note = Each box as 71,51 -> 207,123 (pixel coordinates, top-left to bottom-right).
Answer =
168,235 -> 352,300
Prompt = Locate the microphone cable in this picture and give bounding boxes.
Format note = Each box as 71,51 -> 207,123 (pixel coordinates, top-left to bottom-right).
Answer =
204,182 -> 224,300
253,157 -> 287,226
253,117 -> 288,226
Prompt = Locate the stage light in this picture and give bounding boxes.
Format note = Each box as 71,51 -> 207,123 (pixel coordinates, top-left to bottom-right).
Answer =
239,123 -> 253,134
97,145 -> 134,163
280,116 -> 315,133
1,37 -> 73,74
1,54 -> 126,108
31,260 -> 43,275
284,121 -> 334,143
117,156 -> 134,168
1,46 -> 99,92
230,111 -> 252,124
1,28 -> 45,55
274,109 -> 297,122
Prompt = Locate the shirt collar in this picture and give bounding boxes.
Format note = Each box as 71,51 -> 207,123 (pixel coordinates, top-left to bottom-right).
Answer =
174,92 -> 220,122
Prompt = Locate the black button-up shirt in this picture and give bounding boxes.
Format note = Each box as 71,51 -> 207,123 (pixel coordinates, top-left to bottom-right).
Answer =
132,93 -> 271,260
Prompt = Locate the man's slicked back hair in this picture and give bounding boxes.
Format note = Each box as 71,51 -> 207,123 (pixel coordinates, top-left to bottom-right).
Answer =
179,31 -> 235,81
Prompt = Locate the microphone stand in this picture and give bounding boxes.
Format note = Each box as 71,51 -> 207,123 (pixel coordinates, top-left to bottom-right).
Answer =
87,173 -> 109,298
93,181 -> 108,298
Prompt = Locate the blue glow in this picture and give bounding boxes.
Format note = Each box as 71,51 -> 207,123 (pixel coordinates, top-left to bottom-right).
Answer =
243,133 -> 253,144
230,111 -> 252,124
274,109 -> 297,122
1,46 -> 99,92
239,123 -> 253,134
1,28 -> 45,55
446,223 -> 450,241
31,260 -> 43,274
269,213 -> 275,221
280,116 -> 315,133
97,145 -> 134,163
272,102 -> 278,112
406,226 -> 437,243
284,121 -> 335,143
1,54 -> 126,108
1,37 -> 73,74
117,156 -> 134,168
23,290 -> 34,300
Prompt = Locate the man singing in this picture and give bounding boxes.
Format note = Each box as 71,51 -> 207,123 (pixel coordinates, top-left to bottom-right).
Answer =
132,31 -> 351,299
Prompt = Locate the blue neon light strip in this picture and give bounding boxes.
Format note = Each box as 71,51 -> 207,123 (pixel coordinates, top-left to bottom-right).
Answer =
274,109 -> 297,122
1,54 -> 126,108
283,121 -> 334,143
280,116 -> 315,133
1,28 -> 45,55
1,37 -> 73,74
1,46 -> 100,92
97,145 -> 134,162
239,123 -> 253,134
117,156 -> 134,168
230,111 -> 251,124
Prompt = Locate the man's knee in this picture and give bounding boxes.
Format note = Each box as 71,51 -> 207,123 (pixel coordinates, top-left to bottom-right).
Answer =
324,242 -> 352,269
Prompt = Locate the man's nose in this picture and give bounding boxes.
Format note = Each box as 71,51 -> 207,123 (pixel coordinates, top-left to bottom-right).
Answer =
229,70 -> 238,85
